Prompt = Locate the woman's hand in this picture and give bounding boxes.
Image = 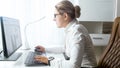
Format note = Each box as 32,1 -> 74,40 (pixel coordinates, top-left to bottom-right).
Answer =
34,55 -> 48,64
35,45 -> 45,52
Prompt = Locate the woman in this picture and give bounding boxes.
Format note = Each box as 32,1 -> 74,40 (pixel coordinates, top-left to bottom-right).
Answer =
34,0 -> 97,68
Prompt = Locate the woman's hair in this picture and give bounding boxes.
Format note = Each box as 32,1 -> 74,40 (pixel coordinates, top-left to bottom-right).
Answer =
55,0 -> 81,19
74,5 -> 81,18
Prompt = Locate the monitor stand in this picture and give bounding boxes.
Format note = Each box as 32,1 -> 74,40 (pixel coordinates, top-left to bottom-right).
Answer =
0,52 -> 22,61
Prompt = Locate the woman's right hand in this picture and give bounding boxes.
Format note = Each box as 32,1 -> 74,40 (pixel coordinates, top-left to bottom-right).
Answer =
34,55 -> 48,64
35,45 -> 45,52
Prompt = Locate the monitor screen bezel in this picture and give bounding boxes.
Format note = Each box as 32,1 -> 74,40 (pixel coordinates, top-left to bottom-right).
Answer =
0,16 -> 22,58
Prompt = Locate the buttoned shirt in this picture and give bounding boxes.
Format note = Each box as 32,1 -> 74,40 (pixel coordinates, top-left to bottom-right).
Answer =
46,19 -> 97,68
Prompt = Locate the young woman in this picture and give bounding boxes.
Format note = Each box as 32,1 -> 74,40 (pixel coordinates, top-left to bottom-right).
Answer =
34,0 -> 97,68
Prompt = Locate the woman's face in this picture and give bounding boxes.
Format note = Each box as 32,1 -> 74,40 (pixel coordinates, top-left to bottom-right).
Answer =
53,9 -> 67,28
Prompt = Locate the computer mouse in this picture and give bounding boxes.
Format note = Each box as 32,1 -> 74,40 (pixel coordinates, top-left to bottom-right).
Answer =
34,48 -> 40,52
34,48 -> 42,55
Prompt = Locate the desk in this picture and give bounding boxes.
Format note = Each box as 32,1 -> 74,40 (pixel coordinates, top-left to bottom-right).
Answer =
0,49 -> 65,68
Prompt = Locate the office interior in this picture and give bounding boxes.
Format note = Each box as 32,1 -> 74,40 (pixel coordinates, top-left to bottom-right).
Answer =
0,0 -> 120,67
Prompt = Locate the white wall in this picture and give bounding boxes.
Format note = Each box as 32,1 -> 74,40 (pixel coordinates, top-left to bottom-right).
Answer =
115,0 -> 120,17
0,0 -> 118,49
0,0 -> 65,49
24,0 -> 65,49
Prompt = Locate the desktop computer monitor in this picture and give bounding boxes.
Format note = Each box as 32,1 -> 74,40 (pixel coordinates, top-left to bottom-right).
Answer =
0,16 -> 22,61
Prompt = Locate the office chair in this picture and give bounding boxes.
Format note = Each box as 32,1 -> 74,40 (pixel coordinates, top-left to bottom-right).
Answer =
97,17 -> 120,68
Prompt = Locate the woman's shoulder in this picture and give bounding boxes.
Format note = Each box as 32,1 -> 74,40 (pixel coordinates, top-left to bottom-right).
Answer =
72,22 -> 89,34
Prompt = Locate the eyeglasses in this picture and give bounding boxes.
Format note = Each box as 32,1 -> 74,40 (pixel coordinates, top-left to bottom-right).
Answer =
54,14 -> 61,18
54,13 -> 63,18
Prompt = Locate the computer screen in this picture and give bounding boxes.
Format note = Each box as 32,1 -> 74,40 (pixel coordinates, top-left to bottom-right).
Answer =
0,16 -> 22,61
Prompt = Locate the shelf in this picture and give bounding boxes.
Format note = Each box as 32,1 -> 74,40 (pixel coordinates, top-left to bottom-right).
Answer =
80,21 -> 113,34
80,21 -> 113,46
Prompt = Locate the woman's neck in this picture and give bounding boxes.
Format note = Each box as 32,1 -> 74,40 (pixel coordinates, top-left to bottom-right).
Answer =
64,18 -> 75,28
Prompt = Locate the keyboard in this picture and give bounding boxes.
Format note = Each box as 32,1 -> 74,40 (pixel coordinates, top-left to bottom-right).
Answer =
24,51 -> 48,66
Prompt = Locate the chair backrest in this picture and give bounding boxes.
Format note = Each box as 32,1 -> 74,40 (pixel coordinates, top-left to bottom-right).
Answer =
97,17 -> 120,68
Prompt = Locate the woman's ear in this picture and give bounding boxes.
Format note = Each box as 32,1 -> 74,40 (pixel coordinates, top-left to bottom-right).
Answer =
63,13 -> 69,21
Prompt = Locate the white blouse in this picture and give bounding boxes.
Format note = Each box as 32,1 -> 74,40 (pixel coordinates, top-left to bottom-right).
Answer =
46,19 -> 97,68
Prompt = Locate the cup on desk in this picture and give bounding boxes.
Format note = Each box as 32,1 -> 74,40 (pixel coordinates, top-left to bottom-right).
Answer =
50,58 -> 62,68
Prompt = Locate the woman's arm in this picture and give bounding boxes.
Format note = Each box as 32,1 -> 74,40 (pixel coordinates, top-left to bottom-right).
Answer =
62,30 -> 85,68
45,46 -> 65,53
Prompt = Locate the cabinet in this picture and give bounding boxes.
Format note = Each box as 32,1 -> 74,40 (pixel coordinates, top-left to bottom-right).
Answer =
80,21 -> 113,46
78,0 -> 115,21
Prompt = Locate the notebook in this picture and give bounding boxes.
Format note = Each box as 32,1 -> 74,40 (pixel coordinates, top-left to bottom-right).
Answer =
24,51 -> 48,66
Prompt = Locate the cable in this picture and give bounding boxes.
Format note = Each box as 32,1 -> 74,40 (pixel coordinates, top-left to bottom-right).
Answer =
0,50 -> 3,54
23,16 -> 46,50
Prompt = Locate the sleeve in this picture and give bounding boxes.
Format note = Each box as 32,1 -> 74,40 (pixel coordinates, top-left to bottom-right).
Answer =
62,30 -> 85,68
45,46 -> 65,53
